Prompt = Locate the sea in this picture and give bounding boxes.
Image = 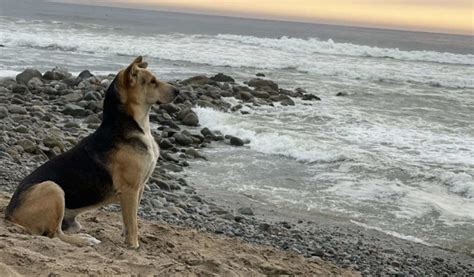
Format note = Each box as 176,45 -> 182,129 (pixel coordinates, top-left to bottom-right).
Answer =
1,0 -> 473,253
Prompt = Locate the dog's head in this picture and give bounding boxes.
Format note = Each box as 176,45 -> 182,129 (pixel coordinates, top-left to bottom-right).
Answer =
117,56 -> 179,108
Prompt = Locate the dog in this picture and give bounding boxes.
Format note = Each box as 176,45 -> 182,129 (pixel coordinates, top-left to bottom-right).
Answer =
5,56 -> 179,248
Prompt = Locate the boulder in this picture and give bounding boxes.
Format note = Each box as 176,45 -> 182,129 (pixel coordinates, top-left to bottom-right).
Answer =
158,138 -> 174,149
178,109 -> 199,126
16,68 -> 42,85
43,68 -> 71,80
11,84 -> 27,94
302,94 -> 321,101
77,70 -> 94,80
251,90 -> 270,99
181,75 -> 209,86
173,132 -> 194,146
237,207 -> 254,216
62,91 -> 83,102
160,103 -> 179,114
229,136 -> 245,146
248,78 -> 278,91
8,104 -> 27,114
27,77 -> 44,88
239,91 -> 254,101
16,139 -> 37,153
256,73 -> 265,77
336,91 -> 349,97
210,73 -> 235,83
197,100 -> 217,110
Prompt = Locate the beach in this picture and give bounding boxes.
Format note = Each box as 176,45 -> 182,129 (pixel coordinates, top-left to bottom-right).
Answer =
0,69 -> 472,275
0,0 -> 473,275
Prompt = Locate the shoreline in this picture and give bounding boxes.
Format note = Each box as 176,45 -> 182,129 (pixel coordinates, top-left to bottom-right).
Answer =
0,68 -> 473,276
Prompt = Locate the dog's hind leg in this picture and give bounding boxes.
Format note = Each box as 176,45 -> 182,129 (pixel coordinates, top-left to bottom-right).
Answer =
7,181 -> 100,247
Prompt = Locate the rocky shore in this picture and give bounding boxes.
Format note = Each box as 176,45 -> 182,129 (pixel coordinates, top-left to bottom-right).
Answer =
0,67 -> 472,276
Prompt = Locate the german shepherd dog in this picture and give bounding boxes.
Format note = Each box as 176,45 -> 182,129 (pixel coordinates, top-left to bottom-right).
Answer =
5,56 -> 179,248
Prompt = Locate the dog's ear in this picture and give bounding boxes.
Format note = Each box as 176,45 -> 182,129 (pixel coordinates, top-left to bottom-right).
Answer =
123,56 -> 143,85
138,62 -> 148,69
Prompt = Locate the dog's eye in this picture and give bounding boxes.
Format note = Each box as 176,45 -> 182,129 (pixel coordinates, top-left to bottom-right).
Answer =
150,79 -> 159,86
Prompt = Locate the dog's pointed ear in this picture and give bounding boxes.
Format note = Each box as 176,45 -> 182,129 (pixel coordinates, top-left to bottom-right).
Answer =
124,56 -> 143,85
138,62 -> 148,69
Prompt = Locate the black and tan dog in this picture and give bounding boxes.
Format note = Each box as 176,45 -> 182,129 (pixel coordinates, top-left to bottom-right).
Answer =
5,56 -> 178,248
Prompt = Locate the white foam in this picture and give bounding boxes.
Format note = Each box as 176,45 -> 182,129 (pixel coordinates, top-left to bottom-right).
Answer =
0,17 -> 472,88
194,107 -> 347,163
350,220 -> 433,246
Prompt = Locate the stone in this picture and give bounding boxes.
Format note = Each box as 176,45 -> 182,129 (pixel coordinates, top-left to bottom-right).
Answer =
14,125 -> 29,133
239,91 -> 254,101
185,148 -> 207,160
251,90 -> 270,99
17,139 -> 37,153
237,207 -> 254,215
160,103 -> 179,114
16,68 -> 42,85
201,127 -> 216,139
78,70 -> 94,80
62,92 -> 83,102
62,104 -> 86,117
181,75 -> 209,86
173,132 -> 194,146
27,77 -> 44,88
210,73 -> 235,83
336,91 -> 349,97
84,91 -> 102,101
302,94 -> 321,101
0,106 -> 8,119
197,100 -> 217,110
181,112 -> 199,126
42,136 -> 64,150
43,68 -> 71,80
8,105 -> 27,114
83,114 -> 101,124
280,98 -> 295,106
12,84 -> 28,94
158,138 -> 174,149
230,136 -> 245,146
256,73 -> 265,77
248,78 -> 278,91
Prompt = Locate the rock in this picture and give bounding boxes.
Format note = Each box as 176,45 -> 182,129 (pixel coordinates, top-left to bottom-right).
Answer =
77,70 -> 94,80
197,100 -> 217,110
259,223 -> 271,232
14,125 -> 29,133
280,98 -> 295,106
158,138 -> 174,149
336,91 -> 349,97
11,84 -> 28,94
248,78 -> 278,91
17,139 -> 37,153
61,91 -> 83,102
8,105 -> 27,114
302,94 -> 321,101
185,148 -> 207,160
173,132 -> 194,146
83,114 -> 101,124
295,87 -> 307,94
42,136 -> 64,150
181,111 -> 199,126
16,68 -> 42,85
27,77 -> 44,88
181,75 -> 209,86
251,90 -> 270,99
210,73 -> 235,83
237,207 -> 254,216
230,136 -> 245,146
83,91 -> 102,101
0,106 -> 8,119
256,73 -> 265,77
160,103 -> 179,114
62,104 -> 86,117
231,104 -> 243,112
43,68 -> 71,80
200,127 -> 217,140
239,91 -> 254,101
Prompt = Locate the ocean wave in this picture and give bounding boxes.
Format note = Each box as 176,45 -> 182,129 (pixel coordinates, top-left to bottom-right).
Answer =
193,107 -> 348,163
0,17 -> 472,88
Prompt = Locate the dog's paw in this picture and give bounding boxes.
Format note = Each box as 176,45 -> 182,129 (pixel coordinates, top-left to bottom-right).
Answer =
77,234 -> 101,246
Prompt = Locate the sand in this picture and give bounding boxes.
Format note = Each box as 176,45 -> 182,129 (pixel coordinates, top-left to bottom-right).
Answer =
0,193 -> 357,276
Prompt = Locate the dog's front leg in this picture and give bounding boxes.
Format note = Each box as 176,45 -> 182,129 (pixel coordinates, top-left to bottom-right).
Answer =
119,189 -> 140,249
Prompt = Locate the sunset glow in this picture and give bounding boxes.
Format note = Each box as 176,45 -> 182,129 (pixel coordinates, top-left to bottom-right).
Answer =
58,0 -> 474,34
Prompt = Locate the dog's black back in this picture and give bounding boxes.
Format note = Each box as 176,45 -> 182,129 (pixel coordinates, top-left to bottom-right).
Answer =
6,78 -> 145,216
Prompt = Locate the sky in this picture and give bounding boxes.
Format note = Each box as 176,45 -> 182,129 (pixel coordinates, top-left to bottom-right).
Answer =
56,0 -> 473,35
